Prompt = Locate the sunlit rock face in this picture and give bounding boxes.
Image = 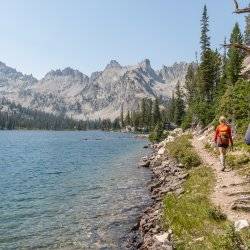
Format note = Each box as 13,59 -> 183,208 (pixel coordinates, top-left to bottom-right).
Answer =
0,60 -> 190,120
242,55 -> 250,79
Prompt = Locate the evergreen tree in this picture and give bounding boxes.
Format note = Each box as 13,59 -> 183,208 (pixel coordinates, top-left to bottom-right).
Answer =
191,5 -> 222,126
168,92 -> 176,122
146,98 -> 153,129
131,111 -> 140,129
125,111 -> 131,126
226,23 -> 244,85
173,81 -> 185,126
214,41 -> 228,104
140,98 -> 147,127
199,5 -> 214,102
120,105 -> 124,127
200,5 -> 210,55
152,98 -> 161,126
112,118 -> 121,130
184,64 -> 196,105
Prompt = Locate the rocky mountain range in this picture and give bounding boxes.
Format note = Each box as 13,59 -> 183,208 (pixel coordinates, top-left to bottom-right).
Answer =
0,59 -> 190,120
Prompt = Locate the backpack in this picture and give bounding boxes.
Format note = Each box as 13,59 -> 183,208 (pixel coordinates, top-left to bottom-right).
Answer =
218,125 -> 230,145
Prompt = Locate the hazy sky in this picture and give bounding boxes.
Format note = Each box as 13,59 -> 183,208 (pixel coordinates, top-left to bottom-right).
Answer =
0,0 -> 247,79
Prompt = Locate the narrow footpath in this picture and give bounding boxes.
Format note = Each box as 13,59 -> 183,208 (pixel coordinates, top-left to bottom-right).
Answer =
192,136 -> 250,223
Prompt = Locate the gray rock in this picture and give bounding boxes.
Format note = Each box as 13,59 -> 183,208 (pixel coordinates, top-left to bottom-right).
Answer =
139,161 -> 150,168
234,220 -> 249,231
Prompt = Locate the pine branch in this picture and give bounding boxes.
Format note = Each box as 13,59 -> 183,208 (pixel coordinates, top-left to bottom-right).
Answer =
222,43 -> 250,54
233,0 -> 250,14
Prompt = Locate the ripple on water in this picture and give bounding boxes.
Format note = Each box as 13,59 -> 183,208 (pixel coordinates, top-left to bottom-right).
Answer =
0,131 -> 151,249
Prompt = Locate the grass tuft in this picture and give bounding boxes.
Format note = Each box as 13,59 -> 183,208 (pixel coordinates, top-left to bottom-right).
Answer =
208,207 -> 227,222
163,166 -> 246,249
166,135 -> 201,169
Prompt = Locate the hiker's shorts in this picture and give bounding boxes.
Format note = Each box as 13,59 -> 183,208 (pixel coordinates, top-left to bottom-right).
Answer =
217,143 -> 229,148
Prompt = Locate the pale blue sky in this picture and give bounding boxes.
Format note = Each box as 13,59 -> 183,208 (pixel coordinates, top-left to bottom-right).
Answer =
0,0 -> 247,79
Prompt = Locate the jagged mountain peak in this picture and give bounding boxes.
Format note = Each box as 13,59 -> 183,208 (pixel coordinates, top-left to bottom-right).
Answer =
158,62 -> 191,84
0,61 -> 37,86
105,60 -> 122,70
0,59 -> 190,120
0,61 -> 7,67
138,59 -> 152,70
43,67 -> 88,80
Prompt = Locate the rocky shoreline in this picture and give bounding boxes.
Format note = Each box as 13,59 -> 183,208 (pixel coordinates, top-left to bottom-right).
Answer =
126,135 -> 189,250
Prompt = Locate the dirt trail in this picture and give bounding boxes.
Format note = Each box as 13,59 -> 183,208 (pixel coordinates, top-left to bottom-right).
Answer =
192,136 -> 250,223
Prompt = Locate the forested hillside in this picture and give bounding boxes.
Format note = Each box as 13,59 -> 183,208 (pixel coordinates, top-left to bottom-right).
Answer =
122,5 -> 250,141
0,98 -> 115,130
179,5 -> 249,135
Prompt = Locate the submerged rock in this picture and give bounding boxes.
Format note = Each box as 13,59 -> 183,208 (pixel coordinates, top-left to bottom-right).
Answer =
139,161 -> 150,168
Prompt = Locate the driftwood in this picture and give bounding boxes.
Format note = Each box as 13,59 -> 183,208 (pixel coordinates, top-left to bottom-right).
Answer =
233,0 -> 250,14
222,43 -> 250,54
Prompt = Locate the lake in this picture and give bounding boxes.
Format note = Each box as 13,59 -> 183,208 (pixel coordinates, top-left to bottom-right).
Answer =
0,131 -> 151,249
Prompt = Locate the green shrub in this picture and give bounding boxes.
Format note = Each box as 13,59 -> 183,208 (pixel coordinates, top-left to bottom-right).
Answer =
166,135 -> 201,168
226,154 -> 250,168
217,79 -> 250,135
149,123 -> 169,142
181,112 -> 192,130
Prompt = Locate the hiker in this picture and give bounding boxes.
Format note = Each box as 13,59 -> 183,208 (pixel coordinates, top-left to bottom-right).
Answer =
214,116 -> 233,171
245,124 -> 250,145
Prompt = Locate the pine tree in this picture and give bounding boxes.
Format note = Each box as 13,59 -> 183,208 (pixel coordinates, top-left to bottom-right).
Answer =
141,98 -> 147,127
193,5 -> 222,126
120,105 -> 124,127
125,111 -> 131,126
199,5 -> 214,102
184,64 -> 196,105
173,81 -> 185,126
146,98 -> 153,129
112,118 -> 121,130
200,5 -> 210,56
212,49 -> 222,95
168,92 -> 176,122
215,39 -> 227,101
152,98 -> 161,126
226,23 -> 244,85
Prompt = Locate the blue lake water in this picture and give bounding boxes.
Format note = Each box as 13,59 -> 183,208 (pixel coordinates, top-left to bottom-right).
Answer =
0,131 -> 151,249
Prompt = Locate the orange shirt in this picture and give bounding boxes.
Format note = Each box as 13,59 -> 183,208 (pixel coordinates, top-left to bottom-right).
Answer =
214,124 -> 233,146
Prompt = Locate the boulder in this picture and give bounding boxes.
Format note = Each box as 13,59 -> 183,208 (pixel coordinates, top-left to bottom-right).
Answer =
158,141 -> 165,148
154,232 -> 171,243
165,135 -> 175,143
158,147 -> 165,155
139,161 -> 150,168
234,219 -> 249,231
141,156 -> 149,162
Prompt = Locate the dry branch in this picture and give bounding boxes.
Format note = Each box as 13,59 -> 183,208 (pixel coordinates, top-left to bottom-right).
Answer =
233,0 -> 250,14
222,43 -> 250,54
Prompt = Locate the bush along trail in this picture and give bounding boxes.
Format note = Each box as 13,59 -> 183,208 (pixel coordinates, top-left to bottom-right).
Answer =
127,129 -> 250,249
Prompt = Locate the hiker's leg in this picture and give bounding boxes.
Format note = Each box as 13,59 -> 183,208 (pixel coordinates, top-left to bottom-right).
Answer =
218,147 -> 226,171
223,147 -> 228,169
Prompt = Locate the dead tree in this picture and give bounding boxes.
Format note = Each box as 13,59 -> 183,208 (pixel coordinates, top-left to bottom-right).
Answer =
222,43 -> 250,54
233,0 -> 250,14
